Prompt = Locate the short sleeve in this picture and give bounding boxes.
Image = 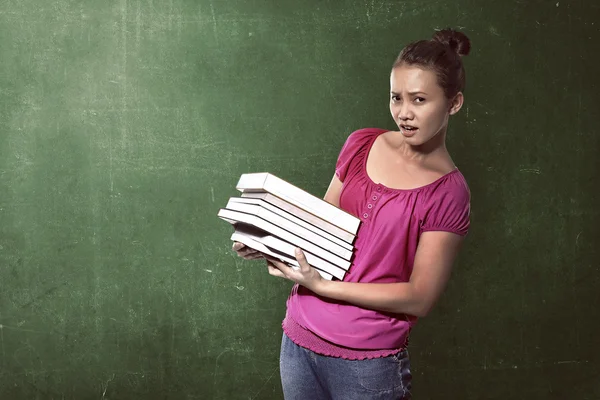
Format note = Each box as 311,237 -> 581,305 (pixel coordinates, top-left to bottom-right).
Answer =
420,176 -> 471,236
335,128 -> 385,182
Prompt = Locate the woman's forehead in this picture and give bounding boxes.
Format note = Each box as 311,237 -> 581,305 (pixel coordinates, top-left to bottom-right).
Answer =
390,66 -> 440,93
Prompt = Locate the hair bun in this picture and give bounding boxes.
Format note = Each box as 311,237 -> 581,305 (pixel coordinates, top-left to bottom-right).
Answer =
432,28 -> 471,57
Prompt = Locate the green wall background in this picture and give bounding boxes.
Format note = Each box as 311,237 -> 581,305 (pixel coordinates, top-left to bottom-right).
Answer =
1,0 -> 598,398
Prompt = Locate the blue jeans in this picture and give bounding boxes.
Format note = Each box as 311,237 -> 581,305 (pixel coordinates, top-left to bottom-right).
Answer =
279,333 -> 412,399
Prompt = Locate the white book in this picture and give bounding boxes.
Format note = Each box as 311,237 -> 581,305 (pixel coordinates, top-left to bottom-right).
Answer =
225,198 -> 353,261
229,224 -> 345,281
235,173 -> 360,235
228,197 -> 354,251
240,192 -> 356,244
230,232 -> 333,281
218,208 -> 352,271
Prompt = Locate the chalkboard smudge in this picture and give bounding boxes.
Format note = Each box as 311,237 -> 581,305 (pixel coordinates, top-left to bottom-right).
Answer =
519,168 -> 541,174
209,1 -> 218,44
19,281 -> 68,309
213,348 -> 232,388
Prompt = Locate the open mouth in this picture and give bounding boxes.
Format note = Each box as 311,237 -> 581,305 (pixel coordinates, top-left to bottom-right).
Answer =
400,125 -> 419,135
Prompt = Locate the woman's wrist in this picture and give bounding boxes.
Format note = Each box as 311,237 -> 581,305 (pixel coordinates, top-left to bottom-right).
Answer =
311,277 -> 337,298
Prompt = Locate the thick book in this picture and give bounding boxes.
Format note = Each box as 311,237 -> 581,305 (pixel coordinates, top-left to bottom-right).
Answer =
228,196 -> 354,251
235,172 -> 360,235
224,198 -> 353,261
218,208 -> 352,271
229,223 -> 345,280
240,192 -> 356,244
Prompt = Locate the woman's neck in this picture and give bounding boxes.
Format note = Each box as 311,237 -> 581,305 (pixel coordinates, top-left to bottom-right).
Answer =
394,128 -> 449,163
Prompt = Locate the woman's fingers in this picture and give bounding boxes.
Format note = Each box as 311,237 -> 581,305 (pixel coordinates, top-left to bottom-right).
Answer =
232,241 -> 264,260
266,260 -> 287,278
232,241 -> 245,251
245,252 -> 264,260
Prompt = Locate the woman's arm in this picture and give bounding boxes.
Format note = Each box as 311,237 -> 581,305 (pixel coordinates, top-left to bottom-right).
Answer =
265,173 -> 465,317
323,173 -> 343,207
267,231 -> 464,317
314,231 -> 464,317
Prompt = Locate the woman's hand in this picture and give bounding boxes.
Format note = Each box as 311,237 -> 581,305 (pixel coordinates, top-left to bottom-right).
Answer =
232,241 -> 265,260
264,248 -> 325,293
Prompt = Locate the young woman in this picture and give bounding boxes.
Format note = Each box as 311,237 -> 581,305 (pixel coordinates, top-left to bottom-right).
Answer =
233,28 -> 472,400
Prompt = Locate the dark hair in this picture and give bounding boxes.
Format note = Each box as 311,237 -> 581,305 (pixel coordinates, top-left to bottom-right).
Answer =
393,28 -> 471,99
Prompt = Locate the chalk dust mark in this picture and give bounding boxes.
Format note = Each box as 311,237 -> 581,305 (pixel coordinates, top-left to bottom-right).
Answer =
121,0 -> 128,146
213,348 -> 232,387
519,168 -> 541,175
135,0 -> 142,49
18,282 -> 68,309
109,135 -> 114,193
250,366 -> 279,400
101,374 -> 115,398
475,102 -> 494,115
472,359 -> 590,372
209,1 -> 218,44
0,323 -> 5,364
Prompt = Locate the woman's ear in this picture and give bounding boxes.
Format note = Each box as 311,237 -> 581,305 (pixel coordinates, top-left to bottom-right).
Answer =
449,92 -> 464,115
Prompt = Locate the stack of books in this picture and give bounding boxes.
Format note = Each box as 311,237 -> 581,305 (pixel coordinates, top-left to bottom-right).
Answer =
218,172 -> 361,280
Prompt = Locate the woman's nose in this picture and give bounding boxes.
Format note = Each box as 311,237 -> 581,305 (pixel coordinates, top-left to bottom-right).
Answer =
398,104 -> 412,120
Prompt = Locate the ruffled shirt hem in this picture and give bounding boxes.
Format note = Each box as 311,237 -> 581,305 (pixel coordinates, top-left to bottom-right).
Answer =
282,311 -> 408,361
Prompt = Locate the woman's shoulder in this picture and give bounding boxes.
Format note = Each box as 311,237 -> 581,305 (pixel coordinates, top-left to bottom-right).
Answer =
418,169 -> 471,235
420,168 -> 471,207
335,128 -> 388,182
337,127 -> 388,157
344,127 -> 389,143
337,127 -> 388,156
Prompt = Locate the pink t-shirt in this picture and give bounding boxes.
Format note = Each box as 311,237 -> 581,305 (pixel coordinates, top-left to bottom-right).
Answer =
283,128 -> 471,359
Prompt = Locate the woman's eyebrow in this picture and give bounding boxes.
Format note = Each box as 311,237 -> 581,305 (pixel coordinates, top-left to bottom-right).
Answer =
390,91 -> 428,95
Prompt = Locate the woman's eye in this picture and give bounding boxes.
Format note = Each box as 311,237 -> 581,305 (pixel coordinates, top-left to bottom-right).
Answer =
391,95 -> 401,102
415,97 -> 425,103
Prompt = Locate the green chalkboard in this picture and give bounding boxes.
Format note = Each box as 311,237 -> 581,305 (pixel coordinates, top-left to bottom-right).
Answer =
1,0 -> 599,399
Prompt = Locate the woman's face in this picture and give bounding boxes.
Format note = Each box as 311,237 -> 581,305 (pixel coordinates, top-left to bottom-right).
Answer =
389,64 -> 462,146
